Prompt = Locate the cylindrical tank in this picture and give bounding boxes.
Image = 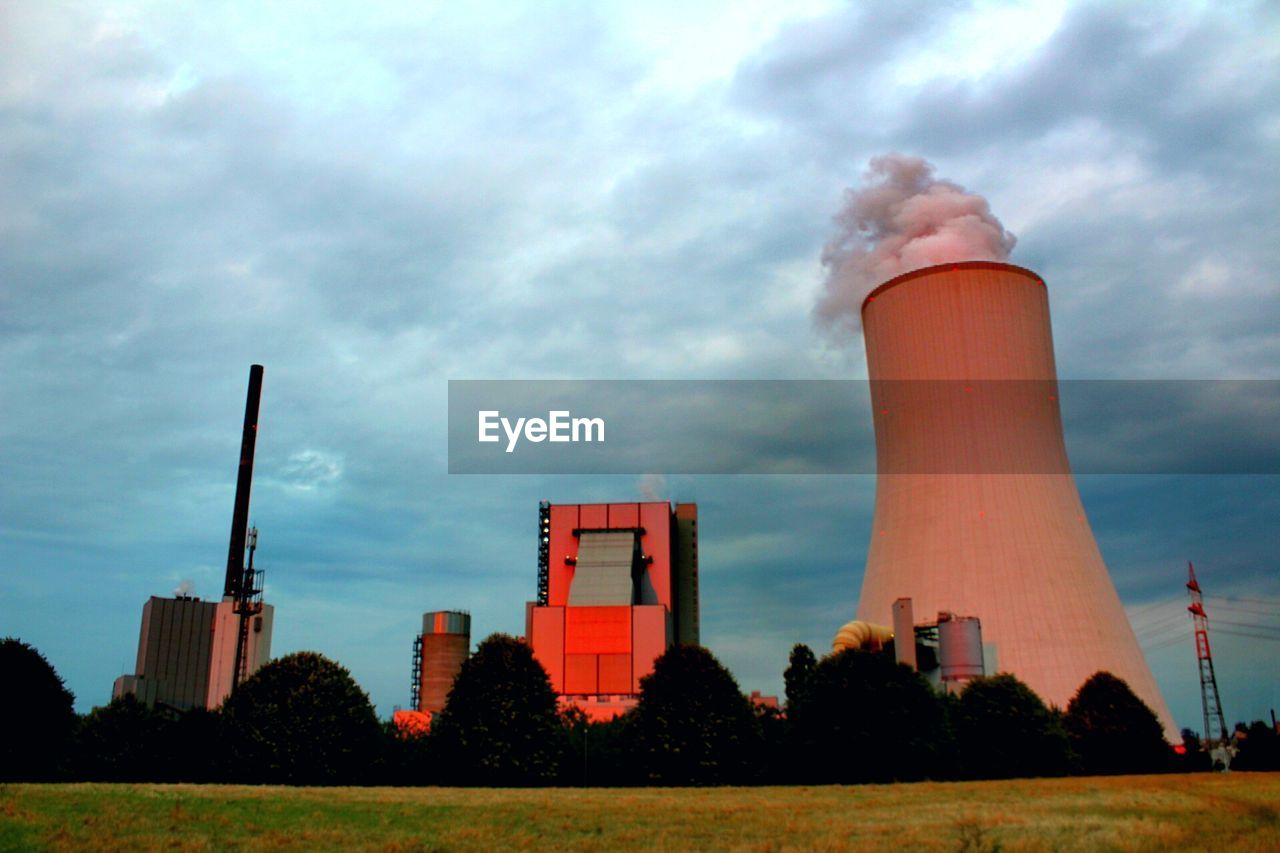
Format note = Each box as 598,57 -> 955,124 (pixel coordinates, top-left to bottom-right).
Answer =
856,261 -> 1178,739
418,610 -> 471,714
938,614 -> 984,687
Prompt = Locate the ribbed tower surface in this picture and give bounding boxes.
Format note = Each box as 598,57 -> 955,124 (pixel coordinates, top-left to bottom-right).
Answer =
857,261 -> 1177,740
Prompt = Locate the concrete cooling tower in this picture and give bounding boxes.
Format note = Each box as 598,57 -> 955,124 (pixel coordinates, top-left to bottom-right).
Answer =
856,261 -> 1178,739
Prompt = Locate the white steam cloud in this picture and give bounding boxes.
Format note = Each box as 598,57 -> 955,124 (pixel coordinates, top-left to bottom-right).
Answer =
174,579 -> 194,597
638,473 -> 667,501
815,153 -> 1017,337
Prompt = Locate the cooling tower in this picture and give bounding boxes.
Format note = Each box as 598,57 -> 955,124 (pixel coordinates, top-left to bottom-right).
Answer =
856,261 -> 1177,739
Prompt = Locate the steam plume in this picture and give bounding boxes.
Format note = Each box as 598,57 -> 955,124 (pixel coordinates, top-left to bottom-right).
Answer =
639,473 -> 667,501
174,579 -> 194,597
816,154 -> 1016,337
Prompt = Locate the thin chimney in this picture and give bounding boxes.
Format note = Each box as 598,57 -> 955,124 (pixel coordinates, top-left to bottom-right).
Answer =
224,365 -> 264,599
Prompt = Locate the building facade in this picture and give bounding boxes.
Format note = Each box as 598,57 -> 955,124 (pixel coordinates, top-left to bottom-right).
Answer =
113,594 -> 273,711
525,501 -> 698,720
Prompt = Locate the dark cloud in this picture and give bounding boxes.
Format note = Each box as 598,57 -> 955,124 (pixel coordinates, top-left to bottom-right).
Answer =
732,0 -> 965,151
898,4 -> 1280,171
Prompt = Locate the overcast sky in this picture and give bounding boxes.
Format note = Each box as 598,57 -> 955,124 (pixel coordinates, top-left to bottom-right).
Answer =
3,0 -> 1278,732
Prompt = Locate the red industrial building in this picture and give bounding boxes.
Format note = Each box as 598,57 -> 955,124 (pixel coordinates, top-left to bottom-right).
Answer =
525,501 -> 698,720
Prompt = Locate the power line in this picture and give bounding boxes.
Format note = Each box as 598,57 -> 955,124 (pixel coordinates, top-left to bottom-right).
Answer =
1209,602 -> 1280,619
1211,618 -> 1280,636
1127,598 -> 1181,619
1133,616 -> 1187,638
1211,595 -> 1280,608
1142,634 -> 1189,652
1133,609 -> 1183,626
1141,617 -> 1187,637
1214,628 -> 1280,643
1131,611 -> 1185,632
1135,620 -> 1185,639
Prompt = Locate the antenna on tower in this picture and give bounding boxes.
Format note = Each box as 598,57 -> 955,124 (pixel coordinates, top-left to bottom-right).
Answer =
1186,561 -> 1233,769
232,525 -> 265,689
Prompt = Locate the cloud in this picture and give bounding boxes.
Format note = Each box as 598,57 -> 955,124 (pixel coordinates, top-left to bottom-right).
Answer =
274,449 -> 343,492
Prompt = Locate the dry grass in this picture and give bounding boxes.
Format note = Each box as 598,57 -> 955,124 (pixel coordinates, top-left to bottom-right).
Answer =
1,773 -> 1277,851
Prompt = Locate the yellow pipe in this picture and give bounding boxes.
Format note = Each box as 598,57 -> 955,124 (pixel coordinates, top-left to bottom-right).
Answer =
832,620 -> 895,654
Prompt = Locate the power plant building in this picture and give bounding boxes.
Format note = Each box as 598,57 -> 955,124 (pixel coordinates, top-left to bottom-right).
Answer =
113,365 -> 274,711
526,501 -> 698,720
855,261 -> 1178,738
112,595 -> 218,710
112,595 -> 274,710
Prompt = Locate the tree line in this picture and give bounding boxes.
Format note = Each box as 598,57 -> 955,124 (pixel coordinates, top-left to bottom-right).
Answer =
3,635 -> 1277,785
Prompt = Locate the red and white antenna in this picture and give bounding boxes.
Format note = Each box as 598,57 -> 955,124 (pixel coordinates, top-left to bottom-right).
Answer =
1187,562 -> 1229,747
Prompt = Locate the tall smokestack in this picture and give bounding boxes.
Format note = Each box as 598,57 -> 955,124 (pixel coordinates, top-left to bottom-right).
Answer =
856,262 -> 1178,739
224,364 -> 264,599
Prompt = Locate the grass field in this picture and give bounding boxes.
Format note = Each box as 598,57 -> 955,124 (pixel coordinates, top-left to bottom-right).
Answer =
2,773 -> 1277,851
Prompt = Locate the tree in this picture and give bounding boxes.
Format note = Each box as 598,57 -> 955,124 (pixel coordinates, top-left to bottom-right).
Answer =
626,644 -> 761,785
754,702 -> 788,784
1177,728 -> 1212,772
781,643 -> 820,783
220,651 -> 381,785
0,637 -> 77,780
74,694 -> 172,782
955,674 -> 1072,779
784,644 -> 817,712
380,719 -> 433,786
1233,720 -> 1280,771
428,634 -> 566,786
1064,671 -> 1171,776
163,707 -> 228,782
563,709 -> 631,787
795,649 -> 952,783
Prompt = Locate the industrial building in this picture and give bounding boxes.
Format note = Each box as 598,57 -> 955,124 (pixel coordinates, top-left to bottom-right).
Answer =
413,611 -> 471,714
392,610 -> 472,734
114,365 -> 274,710
525,500 -> 698,720
112,595 -> 219,710
854,261 -> 1178,739
113,593 -> 274,710
833,601 -> 987,695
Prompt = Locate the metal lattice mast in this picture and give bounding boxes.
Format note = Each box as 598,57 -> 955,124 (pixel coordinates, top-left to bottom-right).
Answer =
232,526 -> 265,689
1186,561 -> 1228,746
410,634 -> 423,711
537,501 -> 551,606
